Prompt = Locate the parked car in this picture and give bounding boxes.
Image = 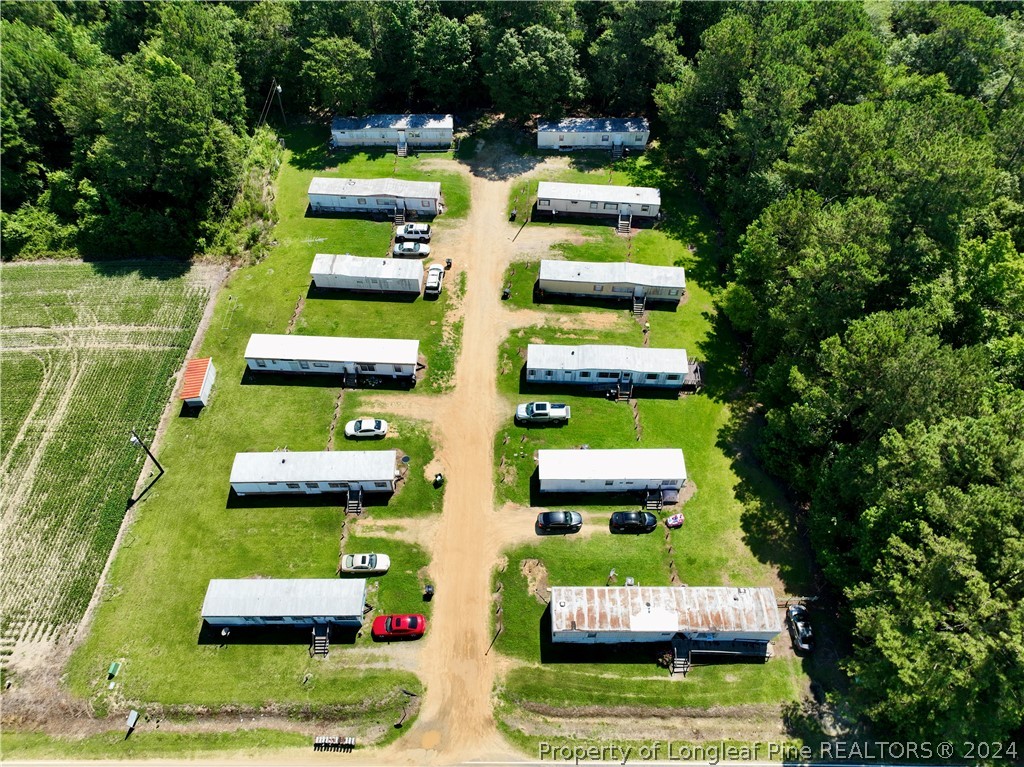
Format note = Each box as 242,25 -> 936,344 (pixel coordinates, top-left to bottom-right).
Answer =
396,223 -> 431,242
536,511 -> 583,533
344,418 -> 388,438
393,241 -> 431,258
515,402 -> 571,425
372,613 -> 426,640
425,264 -> 445,296
609,511 -> 658,534
786,604 -> 815,653
339,553 -> 391,575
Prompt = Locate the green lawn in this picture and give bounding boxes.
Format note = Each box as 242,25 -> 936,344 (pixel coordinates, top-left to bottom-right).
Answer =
64,127 -> 465,720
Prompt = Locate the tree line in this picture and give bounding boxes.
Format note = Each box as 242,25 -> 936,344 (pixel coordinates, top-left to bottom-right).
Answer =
3,0 -> 1023,746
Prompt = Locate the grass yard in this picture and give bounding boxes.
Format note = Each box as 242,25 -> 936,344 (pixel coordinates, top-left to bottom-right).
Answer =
65,126 -> 464,721
0,262 -> 208,668
492,153 -> 811,718
0,729 -> 310,762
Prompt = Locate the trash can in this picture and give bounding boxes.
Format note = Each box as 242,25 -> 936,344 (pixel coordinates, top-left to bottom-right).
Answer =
501,287 -> 511,300
423,584 -> 435,602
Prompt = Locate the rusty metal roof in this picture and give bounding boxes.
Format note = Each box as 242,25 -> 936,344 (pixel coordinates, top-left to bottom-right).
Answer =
549,586 -> 781,635
179,357 -> 212,401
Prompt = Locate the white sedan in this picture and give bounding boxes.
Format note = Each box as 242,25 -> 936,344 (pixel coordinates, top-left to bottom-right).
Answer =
393,241 -> 431,258
425,264 -> 445,296
340,553 -> 391,575
344,418 -> 389,438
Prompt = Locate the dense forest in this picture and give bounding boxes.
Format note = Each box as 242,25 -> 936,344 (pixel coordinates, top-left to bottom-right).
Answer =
3,0 -> 1023,747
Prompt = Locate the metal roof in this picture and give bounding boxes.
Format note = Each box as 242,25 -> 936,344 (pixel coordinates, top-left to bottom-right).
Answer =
550,586 -> 781,635
539,260 -> 685,290
527,344 -> 688,375
179,358 -> 213,401
332,114 -> 453,131
536,181 -> 660,207
230,450 -> 397,485
537,448 -> 686,483
311,253 -> 423,281
244,334 -> 419,365
538,117 -> 649,133
308,177 -> 441,200
202,579 -> 368,619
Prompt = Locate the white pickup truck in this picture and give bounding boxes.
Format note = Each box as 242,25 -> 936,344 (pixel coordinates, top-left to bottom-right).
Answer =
515,402 -> 571,424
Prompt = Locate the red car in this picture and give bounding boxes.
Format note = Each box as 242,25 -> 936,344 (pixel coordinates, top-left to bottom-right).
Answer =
372,613 -> 426,641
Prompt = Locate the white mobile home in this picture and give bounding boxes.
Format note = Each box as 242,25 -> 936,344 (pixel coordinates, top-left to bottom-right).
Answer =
526,344 -> 688,389
244,334 -> 419,382
537,448 -> 687,494
549,586 -> 781,649
537,260 -> 685,303
535,181 -> 660,219
229,450 -> 398,496
310,253 -> 424,294
201,579 -> 368,627
537,117 -> 649,151
308,177 -> 442,217
330,114 -> 453,149
179,357 -> 216,407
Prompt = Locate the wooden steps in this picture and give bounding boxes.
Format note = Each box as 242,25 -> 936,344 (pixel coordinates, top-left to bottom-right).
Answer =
617,212 -> 631,234
345,489 -> 363,515
632,295 -> 646,317
611,143 -> 624,160
645,491 -> 664,511
312,624 -> 330,657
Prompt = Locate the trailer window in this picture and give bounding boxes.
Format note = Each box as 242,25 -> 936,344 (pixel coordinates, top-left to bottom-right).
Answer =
604,202 -> 617,210
641,205 -> 650,212
395,366 -> 407,374
579,371 -> 591,378
328,482 -> 345,488
376,198 -> 390,205
602,135 -> 610,142
305,482 -> 319,489
646,374 -> 658,380
545,371 -> 552,378
359,364 -> 376,372
605,480 -> 614,486
612,286 -> 630,293
409,131 -> 421,138
256,359 -> 267,367
528,369 -> 537,377
374,481 -> 389,488
594,285 -> 604,292
667,375 -> 681,381
286,483 -> 300,489
635,134 -> 643,142
558,134 -> 565,141
598,372 -> 616,379
357,198 -> 367,204
669,290 -> 679,296
590,202 -> 598,209
313,362 -> 329,368
538,199 -> 550,207
421,200 -> 431,207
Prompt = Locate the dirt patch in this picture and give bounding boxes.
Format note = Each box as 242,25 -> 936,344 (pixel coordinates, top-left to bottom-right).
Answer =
520,559 -> 549,604
285,294 -> 305,333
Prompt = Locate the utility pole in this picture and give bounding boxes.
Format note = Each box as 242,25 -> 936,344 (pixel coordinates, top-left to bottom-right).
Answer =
275,81 -> 287,127
130,429 -> 164,476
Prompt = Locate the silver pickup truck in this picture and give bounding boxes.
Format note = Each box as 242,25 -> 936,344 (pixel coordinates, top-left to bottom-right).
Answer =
515,402 -> 571,424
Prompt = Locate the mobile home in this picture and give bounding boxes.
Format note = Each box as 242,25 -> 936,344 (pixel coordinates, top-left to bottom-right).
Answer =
229,450 -> 398,496
537,260 -> 685,303
549,586 -> 781,654
310,254 -> 424,294
536,448 -> 687,494
308,177 -> 442,217
244,334 -> 419,382
526,343 -> 689,389
201,579 -> 368,627
179,357 -> 216,407
537,117 -> 649,151
330,114 -> 453,150
535,181 -> 660,219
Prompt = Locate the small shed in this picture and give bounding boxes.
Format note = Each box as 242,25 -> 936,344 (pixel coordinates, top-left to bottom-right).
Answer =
535,181 -> 660,219
229,449 -> 398,496
538,260 -> 685,303
526,343 -> 688,389
330,114 -> 453,149
537,448 -> 687,494
549,586 -> 781,650
537,117 -> 649,151
308,177 -> 442,216
244,334 -> 419,382
311,253 -> 424,294
201,579 -> 368,627
179,357 -> 216,407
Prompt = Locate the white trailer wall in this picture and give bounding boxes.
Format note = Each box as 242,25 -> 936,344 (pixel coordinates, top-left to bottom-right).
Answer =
535,182 -> 660,218
537,448 -> 687,493
537,260 -> 685,301
311,254 -> 424,294
525,344 -> 688,388
229,450 -> 397,496
537,118 -> 649,150
308,178 -> 441,216
331,115 -> 453,147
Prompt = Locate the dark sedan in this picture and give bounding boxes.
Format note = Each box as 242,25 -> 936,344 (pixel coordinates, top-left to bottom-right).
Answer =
536,511 -> 583,533
786,604 -> 815,653
609,511 -> 658,534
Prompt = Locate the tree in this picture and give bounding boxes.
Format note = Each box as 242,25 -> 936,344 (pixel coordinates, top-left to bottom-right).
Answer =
483,25 -> 584,119
416,16 -> 474,109
236,0 -> 299,119
588,2 -> 683,113
300,36 -> 374,115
